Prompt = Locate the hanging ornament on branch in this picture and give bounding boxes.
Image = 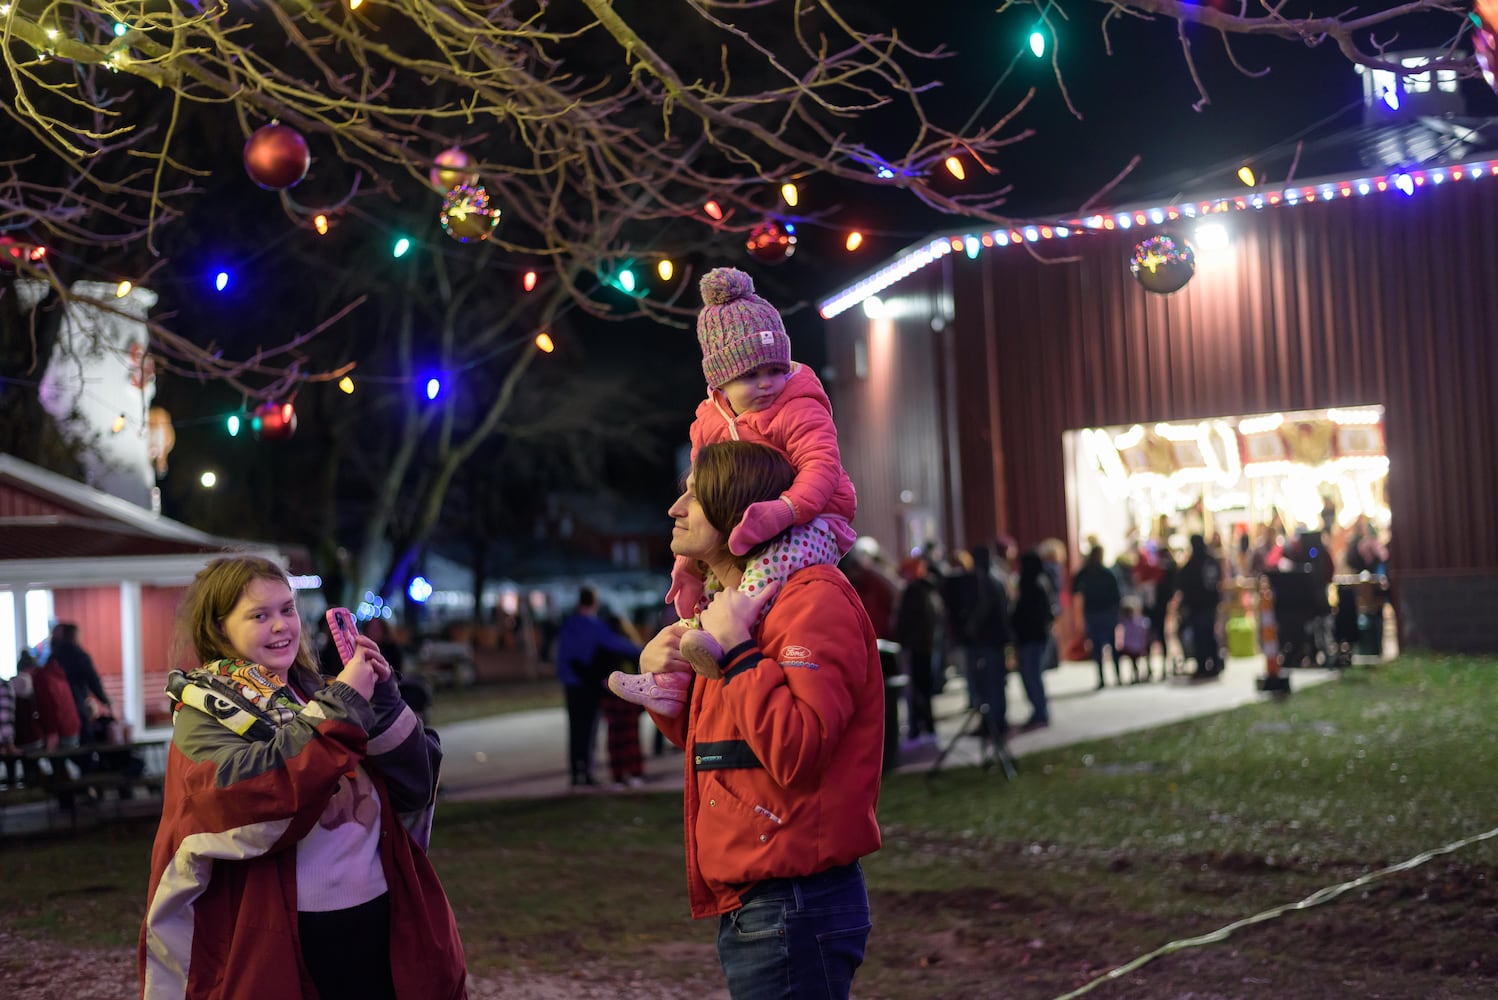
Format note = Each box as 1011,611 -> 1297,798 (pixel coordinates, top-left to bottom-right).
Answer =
1129,233 -> 1196,294
250,399 -> 298,441
746,219 -> 796,264
243,122 -> 311,190
1473,1 -> 1498,94
439,184 -> 502,242
429,146 -> 480,193
0,235 -> 47,272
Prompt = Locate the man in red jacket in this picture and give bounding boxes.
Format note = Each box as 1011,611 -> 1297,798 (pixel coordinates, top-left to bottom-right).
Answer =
642,440 -> 883,1000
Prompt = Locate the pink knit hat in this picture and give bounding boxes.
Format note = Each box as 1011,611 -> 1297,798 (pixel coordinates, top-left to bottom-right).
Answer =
697,267 -> 791,388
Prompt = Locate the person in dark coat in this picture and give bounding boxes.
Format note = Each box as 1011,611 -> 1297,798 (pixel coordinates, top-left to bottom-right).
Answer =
962,545 -> 1012,743
49,623 -> 111,731
555,586 -> 641,788
1009,551 -> 1055,730
1071,545 -> 1122,688
895,557 -> 945,742
1177,534 -> 1224,678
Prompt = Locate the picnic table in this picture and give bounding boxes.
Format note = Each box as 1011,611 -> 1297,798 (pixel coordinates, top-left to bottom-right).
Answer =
1,739 -> 169,833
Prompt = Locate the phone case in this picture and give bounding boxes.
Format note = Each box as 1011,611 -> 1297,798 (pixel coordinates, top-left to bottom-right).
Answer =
326,608 -> 359,664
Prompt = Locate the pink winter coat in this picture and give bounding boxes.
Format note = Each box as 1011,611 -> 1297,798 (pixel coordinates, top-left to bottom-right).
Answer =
689,362 -> 857,544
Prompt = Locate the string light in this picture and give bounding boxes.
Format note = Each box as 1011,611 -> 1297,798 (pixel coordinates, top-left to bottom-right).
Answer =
845,231 -> 864,252
111,414 -> 127,433
780,183 -> 798,207
1028,30 -> 1046,58
1237,166 -> 1256,187
115,280 -> 132,297
523,270 -> 538,292
704,200 -> 724,220
337,376 -> 355,394
392,237 -> 411,257
214,271 -> 229,291
819,153 -> 1498,319
657,259 -> 674,281
944,156 -> 966,181
313,214 -> 329,235
535,332 -> 555,353
425,377 -> 442,400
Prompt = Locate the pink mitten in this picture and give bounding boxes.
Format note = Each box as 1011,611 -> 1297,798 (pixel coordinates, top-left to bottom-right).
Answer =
667,554 -> 705,620
728,497 -> 796,556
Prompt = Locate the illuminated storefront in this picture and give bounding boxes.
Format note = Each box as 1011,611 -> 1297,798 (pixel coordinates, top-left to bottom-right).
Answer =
1067,406 -> 1389,565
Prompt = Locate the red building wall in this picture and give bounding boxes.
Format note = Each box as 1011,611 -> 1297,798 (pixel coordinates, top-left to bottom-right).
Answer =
826,174 -> 1498,651
48,584 -> 187,724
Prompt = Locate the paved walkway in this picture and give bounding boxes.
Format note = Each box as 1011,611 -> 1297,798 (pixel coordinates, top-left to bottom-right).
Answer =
437,655 -> 1340,801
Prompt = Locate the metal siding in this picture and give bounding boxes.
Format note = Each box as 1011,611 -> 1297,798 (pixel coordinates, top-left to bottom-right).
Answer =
825,177 -> 1498,576
824,267 -> 950,555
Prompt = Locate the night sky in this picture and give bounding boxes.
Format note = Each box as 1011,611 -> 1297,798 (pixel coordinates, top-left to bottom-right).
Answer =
141,4 -> 1490,563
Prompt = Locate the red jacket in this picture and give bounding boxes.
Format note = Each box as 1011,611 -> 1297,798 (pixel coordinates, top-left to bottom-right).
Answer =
29,661 -> 81,743
139,664 -> 465,999
651,564 -> 884,917
691,363 -> 857,543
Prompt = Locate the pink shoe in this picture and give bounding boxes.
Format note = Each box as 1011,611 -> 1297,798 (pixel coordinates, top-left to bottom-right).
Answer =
608,670 -> 690,716
679,629 -> 724,680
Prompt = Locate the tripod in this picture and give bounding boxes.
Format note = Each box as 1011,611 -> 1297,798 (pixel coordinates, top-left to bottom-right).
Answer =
926,703 -> 1017,782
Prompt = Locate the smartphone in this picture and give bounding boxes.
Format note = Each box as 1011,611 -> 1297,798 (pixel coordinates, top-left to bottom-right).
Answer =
326,607 -> 360,664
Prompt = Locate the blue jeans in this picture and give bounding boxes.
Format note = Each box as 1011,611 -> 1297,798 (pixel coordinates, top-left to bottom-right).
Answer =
1085,611 -> 1119,685
1015,640 -> 1050,724
717,861 -> 871,1000
964,646 -> 1008,740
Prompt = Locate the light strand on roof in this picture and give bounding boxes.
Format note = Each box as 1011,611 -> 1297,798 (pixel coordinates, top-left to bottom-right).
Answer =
818,156 -> 1498,318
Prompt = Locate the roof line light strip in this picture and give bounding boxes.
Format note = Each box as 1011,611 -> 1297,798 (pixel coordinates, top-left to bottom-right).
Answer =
817,156 -> 1498,318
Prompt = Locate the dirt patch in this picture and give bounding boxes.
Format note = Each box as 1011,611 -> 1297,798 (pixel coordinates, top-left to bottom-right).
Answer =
7,862 -> 1497,999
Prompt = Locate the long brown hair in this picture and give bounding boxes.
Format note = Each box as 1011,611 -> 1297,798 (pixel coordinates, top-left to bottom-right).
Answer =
692,440 -> 796,566
172,555 -> 320,676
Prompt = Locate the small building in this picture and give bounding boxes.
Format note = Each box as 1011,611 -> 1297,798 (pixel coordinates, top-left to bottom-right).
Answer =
0,454 -> 289,731
816,117 -> 1498,653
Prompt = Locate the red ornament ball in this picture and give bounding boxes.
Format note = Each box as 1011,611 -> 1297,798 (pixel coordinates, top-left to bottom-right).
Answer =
243,123 -> 311,190
251,400 -> 298,442
1129,233 -> 1196,295
429,147 -> 479,192
0,235 -> 47,272
746,219 -> 796,265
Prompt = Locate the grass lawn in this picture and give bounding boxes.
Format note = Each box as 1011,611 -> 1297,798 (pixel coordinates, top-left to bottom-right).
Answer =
5,653 -> 1497,998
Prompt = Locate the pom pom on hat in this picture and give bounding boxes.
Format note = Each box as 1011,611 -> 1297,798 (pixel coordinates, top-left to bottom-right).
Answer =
697,267 -> 791,388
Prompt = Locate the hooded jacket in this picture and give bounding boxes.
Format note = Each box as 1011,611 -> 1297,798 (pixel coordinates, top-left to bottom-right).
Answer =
138,660 -> 465,999
650,564 -> 884,918
691,363 -> 857,548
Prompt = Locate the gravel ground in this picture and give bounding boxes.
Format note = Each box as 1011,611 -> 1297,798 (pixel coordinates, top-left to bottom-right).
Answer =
1,932 -> 729,1000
